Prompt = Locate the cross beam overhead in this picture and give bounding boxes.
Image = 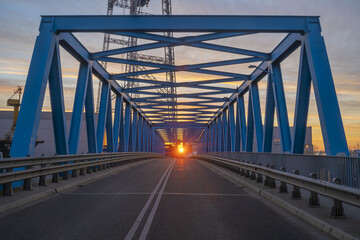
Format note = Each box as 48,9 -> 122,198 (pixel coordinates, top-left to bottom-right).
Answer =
10,15 -> 348,157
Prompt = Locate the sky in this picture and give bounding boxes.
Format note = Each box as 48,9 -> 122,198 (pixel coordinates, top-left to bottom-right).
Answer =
0,0 -> 359,150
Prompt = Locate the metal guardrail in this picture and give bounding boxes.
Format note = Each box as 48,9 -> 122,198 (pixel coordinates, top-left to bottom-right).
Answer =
194,155 -> 360,216
205,152 -> 360,189
0,152 -> 163,196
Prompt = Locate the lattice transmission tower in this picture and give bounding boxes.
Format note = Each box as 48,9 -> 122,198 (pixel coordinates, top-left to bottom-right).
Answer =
96,0 -> 177,115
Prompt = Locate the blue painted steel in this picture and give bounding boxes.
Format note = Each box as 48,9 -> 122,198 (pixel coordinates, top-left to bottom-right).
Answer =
271,62 -> 292,153
10,15 -> 349,161
222,109 -> 228,152
250,83 -> 263,152
151,127 -> 155,152
263,72 -> 275,153
137,115 -> 143,152
237,96 -> 247,151
132,109 -> 138,152
45,15 -> 313,33
105,92 -> 114,152
113,95 -> 123,151
48,43 -> 69,155
69,62 -> 89,154
10,21 -> 56,157
304,22 -> 349,156
123,101 -> 131,152
217,117 -> 222,152
84,69 -> 97,153
221,112 -> 227,152
246,92 -> 254,152
228,103 -> 236,152
96,81 -> 110,153
292,44 -> 311,154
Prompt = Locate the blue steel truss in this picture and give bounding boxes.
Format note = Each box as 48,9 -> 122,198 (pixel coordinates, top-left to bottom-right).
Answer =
10,15 -> 349,157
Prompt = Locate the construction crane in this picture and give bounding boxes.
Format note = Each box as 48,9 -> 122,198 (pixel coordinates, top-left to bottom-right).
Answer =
96,0 -> 177,112
0,87 -> 43,158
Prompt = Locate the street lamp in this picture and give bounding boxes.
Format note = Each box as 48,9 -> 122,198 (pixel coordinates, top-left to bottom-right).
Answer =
248,65 -> 269,73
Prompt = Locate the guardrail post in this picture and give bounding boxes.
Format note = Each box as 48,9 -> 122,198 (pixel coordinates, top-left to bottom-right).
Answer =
72,168 -> 78,178
23,170 -> 33,190
279,167 -> 288,193
291,170 -> 301,199
240,161 -> 245,176
256,163 -> 263,183
330,178 -> 346,218
308,173 -> 320,207
63,169 -> 69,180
245,161 -> 250,178
264,164 -> 270,186
39,155 -> 47,186
269,165 -> 276,188
52,172 -> 59,183
80,167 -> 85,175
3,169 -> 14,195
250,162 -> 256,180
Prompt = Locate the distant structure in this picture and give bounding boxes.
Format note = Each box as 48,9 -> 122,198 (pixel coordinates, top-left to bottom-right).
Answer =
96,0 -> 177,118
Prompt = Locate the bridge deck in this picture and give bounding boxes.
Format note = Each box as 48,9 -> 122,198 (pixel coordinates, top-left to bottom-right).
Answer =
0,158 -> 329,240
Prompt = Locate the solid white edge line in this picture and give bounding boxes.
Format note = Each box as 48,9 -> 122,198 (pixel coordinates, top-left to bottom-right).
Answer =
124,159 -> 175,240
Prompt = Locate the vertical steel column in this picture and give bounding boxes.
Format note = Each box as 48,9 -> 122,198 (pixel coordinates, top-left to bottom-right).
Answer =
123,101 -> 131,152
246,92 -> 254,152
263,72 -> 275,153
305,21 -> 349,155
228,103 -> 236,152
217,115 -> 222,152
69,62 -> 90,154
292,44 -> 311,154
151,127 -> 155,152
213,121 -> 217,152
137,115 -> 143,152
85,68 -> 97,153
250,83 -> 263,152
11,21 -> 56,157
132,109 -> 138,152
222,110 -> 228,152
113,95 -> 123,152
272,63 -> 291,153
204,128 -> 208,153
48,43 -> 69,155
210,124 -> 214,152
105,92 -> 114,152
96,81 -> 110,153
237,96 -> 247,151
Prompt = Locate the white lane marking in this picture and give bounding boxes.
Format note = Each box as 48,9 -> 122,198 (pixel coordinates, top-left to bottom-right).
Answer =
124,159 -> 175,240
62,192 -> 252,197
163,192 -> 254,197
61,192 -> 152,195
138,159 -> 176,240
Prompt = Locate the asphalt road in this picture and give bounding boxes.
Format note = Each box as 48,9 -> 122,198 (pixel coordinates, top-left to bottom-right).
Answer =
0,158 -> 330,240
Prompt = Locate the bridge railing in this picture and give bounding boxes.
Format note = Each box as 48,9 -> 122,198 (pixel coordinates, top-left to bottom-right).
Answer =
0,152 -> 163,196
203,152 -> 360,189
194,154 -> 360,218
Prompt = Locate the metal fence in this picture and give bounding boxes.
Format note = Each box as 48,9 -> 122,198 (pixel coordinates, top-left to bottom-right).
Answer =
0,152 -> 163,196
204,152 -> 360,189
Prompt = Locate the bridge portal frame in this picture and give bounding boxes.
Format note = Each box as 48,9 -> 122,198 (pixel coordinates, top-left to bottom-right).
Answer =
9,15 -> 348,157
